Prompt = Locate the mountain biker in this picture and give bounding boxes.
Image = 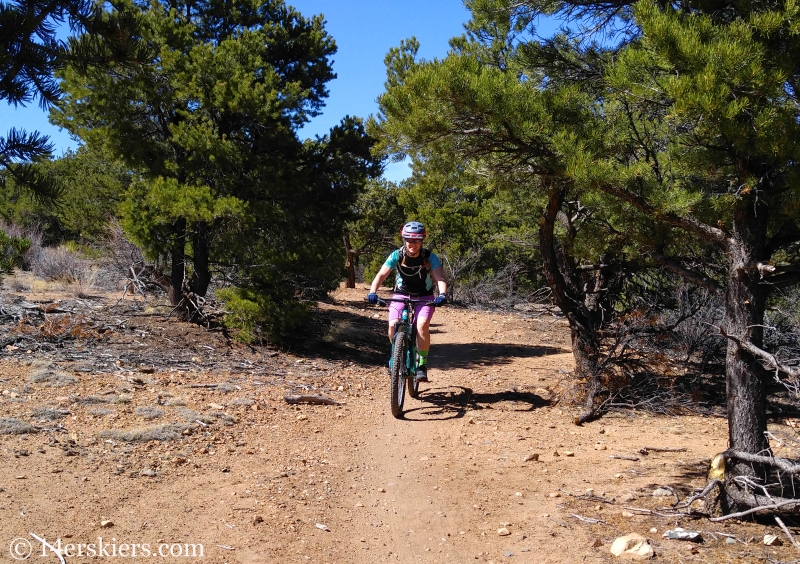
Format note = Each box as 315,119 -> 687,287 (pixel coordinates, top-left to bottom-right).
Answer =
367,221 -> 447,382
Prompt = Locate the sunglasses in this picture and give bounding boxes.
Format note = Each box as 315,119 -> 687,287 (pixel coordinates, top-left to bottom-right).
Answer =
403,238 -> 423,244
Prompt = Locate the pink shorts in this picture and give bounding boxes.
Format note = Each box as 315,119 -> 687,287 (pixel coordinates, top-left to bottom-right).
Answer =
388,293 -> 436,323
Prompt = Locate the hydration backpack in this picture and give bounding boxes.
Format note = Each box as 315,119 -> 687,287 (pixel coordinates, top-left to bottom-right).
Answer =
398,246 -> 432,271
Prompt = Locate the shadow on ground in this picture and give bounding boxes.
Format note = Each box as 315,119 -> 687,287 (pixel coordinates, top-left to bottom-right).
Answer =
430,342 -> 566,369
400,385 -> 550,421
283,304 -> 567,370
282,305 -> 388,363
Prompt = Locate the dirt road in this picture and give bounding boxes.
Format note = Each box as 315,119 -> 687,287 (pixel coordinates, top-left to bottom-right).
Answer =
0,283 -> 794,563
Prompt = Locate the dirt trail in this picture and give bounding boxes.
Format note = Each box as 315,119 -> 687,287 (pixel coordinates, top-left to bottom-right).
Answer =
0,283 -> 796,563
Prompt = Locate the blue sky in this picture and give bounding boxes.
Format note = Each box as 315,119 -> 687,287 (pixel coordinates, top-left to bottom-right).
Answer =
0,0 -> 472,182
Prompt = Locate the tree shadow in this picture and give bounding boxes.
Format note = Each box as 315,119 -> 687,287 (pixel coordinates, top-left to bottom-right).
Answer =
281,305 -> 389,363
400,385 -> 550,421
430,342 -> 567,369
282,302 -> 569,375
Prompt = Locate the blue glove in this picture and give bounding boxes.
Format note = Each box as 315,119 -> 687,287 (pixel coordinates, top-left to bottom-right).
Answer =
367,293 -> 379,305
433,295 -> 446,306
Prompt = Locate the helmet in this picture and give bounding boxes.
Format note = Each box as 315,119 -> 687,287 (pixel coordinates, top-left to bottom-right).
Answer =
401,221 -> 426,240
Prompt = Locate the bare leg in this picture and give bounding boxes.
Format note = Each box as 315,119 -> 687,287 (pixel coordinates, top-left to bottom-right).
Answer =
416,316 -> 431,353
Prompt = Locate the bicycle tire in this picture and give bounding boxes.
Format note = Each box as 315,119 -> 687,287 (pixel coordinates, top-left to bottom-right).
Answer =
407,352 -> 420,399
390,331 -> 408,418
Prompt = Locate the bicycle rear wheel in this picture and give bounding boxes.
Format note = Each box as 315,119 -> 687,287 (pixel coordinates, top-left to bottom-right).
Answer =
407,348 -> 420,399
389,331 -> 408,418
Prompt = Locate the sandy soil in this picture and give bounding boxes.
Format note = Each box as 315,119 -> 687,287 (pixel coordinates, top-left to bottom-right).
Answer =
0,282 -> 798,563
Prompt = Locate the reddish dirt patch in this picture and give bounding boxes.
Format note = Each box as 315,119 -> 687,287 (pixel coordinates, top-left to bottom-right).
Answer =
0,283 -> 797,563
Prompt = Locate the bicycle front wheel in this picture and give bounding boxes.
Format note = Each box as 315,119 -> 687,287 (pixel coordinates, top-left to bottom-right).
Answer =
390,331 -> 409,418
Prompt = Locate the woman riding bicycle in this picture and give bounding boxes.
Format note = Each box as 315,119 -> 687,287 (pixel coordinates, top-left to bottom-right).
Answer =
367,221 -> 447,382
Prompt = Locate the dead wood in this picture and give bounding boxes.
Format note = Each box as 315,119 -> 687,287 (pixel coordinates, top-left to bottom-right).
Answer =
640,446 -> 687,454
284,394 -> 340,406
724,449 -> 800,474
709,498 -> 800,522
674,479 -> 722,510
775,516 -> 800,549
622,506 -> 683,517
610,454 -> 640,461
570,513 -> 605,524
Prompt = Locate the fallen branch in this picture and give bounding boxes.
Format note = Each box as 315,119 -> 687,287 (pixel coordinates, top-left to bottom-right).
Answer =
640,446 -> 687,454
709,499 -> 800,522
571,513 -> 606,524
655,484 -> 681,504
674,479 -> 722,510
284,394 -> 340,406
724,449 -> 800,475
623,506 -> 684,517
610,454 -> 641,462
775,516 -> 800,549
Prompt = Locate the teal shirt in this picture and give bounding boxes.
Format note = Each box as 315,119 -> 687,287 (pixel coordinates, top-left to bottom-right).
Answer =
384,248 -> 442,294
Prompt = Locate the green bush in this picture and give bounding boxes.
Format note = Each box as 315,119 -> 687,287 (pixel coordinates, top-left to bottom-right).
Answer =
217,287 -> 311,344
0,231 -> 31,275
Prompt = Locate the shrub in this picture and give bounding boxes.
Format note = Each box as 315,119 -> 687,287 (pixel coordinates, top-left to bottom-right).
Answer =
134,406 -> 164,420
31,245 -> 90,283
217,286 -> 311,343
0,221 -> 42,271
28,366 -> 78,386
0,418 -> 37,434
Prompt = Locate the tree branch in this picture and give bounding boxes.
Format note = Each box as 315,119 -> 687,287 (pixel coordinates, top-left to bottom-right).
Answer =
723,449 -> 800,474
718,327 -> 800,378
652,252 -> 723,295
600,184 -> 729,245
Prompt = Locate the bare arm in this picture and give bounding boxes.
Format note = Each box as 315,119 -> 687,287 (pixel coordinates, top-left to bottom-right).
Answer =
431,266 -> 447,296
369,264 -> 392,294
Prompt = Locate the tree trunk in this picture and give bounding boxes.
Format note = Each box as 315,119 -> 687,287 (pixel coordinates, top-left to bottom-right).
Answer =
723,195 -> 770,509
539,185 -> 605,422
343,234 -> 357,289
169,217 -> 187,307
191,221 -> 211,297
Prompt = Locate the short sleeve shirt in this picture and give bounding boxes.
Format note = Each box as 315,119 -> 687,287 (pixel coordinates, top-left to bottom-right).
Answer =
384,249 -> 442,295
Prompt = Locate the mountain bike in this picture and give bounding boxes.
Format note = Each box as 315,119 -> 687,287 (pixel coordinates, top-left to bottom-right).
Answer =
375,296 -> 437,419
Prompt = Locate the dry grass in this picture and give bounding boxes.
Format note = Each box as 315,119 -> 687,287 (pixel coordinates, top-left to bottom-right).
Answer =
134,406 -> 164,420
27,365 -> 78,386
30,407 -> 70,421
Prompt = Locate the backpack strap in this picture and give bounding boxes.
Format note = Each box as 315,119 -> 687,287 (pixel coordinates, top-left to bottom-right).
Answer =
399,247 -> 432,270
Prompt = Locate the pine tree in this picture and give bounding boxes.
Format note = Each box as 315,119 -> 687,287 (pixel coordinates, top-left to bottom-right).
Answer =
54,0 -> 380,328
0,0 -> 148,198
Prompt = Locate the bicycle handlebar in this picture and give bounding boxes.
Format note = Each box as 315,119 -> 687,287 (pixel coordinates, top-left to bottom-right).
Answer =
366,296 -> 439,307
